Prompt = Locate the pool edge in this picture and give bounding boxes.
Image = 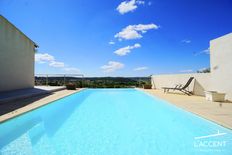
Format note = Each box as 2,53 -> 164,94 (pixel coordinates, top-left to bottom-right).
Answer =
0,88 -> 87,123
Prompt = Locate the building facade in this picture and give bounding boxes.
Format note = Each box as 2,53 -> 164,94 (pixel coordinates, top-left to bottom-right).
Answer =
0,15 -> 38,92
210,33 -> 232,100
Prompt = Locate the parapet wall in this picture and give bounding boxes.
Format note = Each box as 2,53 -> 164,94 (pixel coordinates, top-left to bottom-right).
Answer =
151,73 -> 211,96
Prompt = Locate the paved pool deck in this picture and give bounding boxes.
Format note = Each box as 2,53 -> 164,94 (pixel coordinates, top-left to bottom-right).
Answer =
141,89 -> 232,130
0,89 -> 84,123
0,86 -> 66,103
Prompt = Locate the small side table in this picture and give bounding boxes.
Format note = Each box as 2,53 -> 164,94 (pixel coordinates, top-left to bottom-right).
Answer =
204,91 -> 226,102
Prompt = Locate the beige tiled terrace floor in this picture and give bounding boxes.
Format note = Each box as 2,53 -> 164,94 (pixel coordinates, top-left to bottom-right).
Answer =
141,89 -> 232,129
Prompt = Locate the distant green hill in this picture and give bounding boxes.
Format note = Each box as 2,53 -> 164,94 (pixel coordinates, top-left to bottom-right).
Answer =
35,77 -> 150,88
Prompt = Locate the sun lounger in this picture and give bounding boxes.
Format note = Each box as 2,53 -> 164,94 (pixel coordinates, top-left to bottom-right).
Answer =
162,77 -> 194,96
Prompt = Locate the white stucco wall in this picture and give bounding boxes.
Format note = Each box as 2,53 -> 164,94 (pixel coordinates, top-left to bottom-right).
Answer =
151,73 -> 211,96
0,16 -> 35,92
210,33 -> 232,100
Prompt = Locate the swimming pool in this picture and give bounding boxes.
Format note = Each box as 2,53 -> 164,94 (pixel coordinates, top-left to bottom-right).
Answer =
0,89 -> 231,155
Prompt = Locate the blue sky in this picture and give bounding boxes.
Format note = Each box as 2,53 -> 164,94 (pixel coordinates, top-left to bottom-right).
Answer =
1,0 -> 232,77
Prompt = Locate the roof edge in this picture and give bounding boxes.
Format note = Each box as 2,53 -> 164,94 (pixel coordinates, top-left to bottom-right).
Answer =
0,15 -> 39,48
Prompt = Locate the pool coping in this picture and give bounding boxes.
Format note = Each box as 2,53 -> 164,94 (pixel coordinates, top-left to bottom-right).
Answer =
0,88 -> 86,123
139,88 -> 232,130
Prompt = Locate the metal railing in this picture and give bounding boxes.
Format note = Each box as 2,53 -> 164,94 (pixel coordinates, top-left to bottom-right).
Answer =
35,74 -> 84,86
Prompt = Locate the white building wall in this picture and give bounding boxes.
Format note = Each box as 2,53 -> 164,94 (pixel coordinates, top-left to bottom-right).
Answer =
0,16 -> 35,92
210,33 -> 232,100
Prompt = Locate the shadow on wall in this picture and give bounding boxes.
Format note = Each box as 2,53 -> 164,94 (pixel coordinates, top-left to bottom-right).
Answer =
151,79 -> 156,89
193,80 -> 205,96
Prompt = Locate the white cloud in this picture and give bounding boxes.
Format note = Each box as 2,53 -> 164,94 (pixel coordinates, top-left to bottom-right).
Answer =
109,41 -> 115,45
101,61 -> 124,72
148,1 -> 152,6
198,67 -> 207,72
136,0 -> 145,5
49,61 -> 65,68
181,39 -> 191,43
35,53 -> 80,72
35,53 -> 55,63
179,69 -> 193,73
114,43 -> 141,56
194,48 -> 210,56
63,67 -> 80,73
35,53 -> 65,68
116,0 -> 145,14
134,66 -> 148,71
115,24 -> 159,40
202,49 -> 210,54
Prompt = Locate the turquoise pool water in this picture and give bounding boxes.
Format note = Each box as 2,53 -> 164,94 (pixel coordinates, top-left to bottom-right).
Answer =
0,89 -> 231,155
